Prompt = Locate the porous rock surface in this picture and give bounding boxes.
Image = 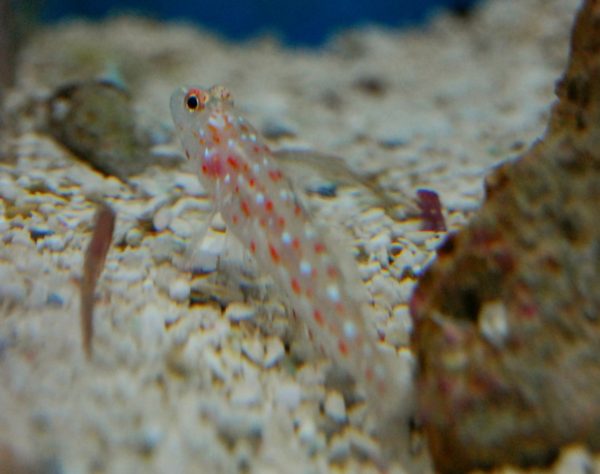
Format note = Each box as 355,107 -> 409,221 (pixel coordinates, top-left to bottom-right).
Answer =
411,1 -> 600,472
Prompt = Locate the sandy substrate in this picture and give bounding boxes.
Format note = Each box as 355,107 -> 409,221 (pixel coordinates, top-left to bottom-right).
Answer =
0,0 -> 595,472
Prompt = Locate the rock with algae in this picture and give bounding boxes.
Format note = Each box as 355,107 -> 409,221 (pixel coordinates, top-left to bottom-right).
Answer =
410,0 -> 600,472
46,79 -> 166,180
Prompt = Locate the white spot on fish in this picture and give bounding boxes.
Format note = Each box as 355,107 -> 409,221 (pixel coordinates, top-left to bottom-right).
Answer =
304,227 -> 316,240
326,284 -> 340,303
208,114 -> 225,129
343,321 -> 357,340
282,232 -> 292,246
299,260 -> 312,276
256,193 -> 265,205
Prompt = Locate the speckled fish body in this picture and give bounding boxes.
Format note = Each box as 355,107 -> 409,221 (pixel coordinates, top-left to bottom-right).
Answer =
170,85 -> 403,419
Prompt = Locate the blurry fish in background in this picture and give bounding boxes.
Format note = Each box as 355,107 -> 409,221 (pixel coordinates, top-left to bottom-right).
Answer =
0,0 -> 16,96
0,0 -> 43,95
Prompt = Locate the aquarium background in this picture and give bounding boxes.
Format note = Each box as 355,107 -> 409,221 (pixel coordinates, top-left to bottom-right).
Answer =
40,0 -> 480,45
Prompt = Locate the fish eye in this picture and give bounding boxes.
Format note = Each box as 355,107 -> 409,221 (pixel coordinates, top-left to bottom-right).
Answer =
186,94 -> 199,110
184,88 -> 207,112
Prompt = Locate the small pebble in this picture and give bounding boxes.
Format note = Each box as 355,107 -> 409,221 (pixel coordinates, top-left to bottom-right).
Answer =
169,217 -> 193,238
554,445 -> 593,474
365,230 -> 391,255
173,173 -> 206,197
111,268 -> 145,284
324,390 -> 347,423
275,382 -> 302,410
137,305 -> 165,346
358,261 -> 381,280
328,433 -> 351,462
9,228 -> 34,248
125,227 -> 144,246
204,348 -> 229,382
0,282 -> 27,303
346,427 -> 381,461
38,234 -> 67,252
153,206 -> 172,231
230,381 -> 262,407
29,226 -> 54,241
263,337 -> 285,368
171,196 -> 212,215
424,234 -> 445,251
137,425 -> 164,454
169,279 -> 191,302
346,403 -> 367,426
358,208 -> 386,226
46,292 -> 64,306
225,302 -> 257,322
392,304 -> 413,335
297,418 -> 319,449
404,230 -> 439,246
241,337 -> 264,365
16,175 -> 31,188
29,280 -> 49,307
148,234 -> 186,263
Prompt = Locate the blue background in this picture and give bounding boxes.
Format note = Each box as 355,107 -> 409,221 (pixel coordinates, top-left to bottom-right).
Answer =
41,0 -> 479,46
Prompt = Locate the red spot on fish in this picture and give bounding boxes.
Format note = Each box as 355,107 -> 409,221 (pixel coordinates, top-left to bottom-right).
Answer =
249,178 -> 255,187
313,310 -> 325,326
291,278 -> 301,295
292,237 -> 301,251
277,217 -> 286,228
268,169 -> 283,182
227,155 -> 239,169
269,244 -> 280,263
338,339 -> 349,356
265,200 -> 274,212
243,163 -> 250,173
232,214 -> 239,224
241,200 -> 251,217
314,242 -> 325,254
365,367 -> 374,382
250,241 -> 257,253
294,205 -> 302,216
327,265 -> 337,278
253,145 -> 260,153
202,155 -> 223,177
